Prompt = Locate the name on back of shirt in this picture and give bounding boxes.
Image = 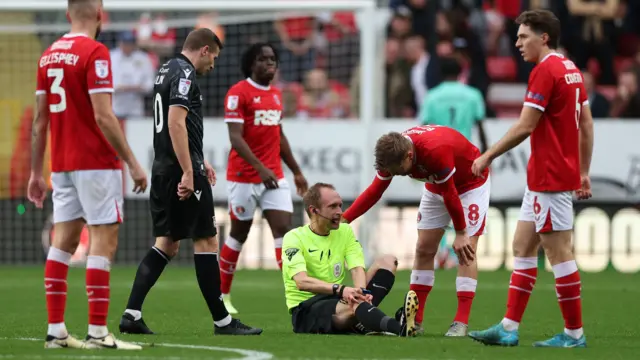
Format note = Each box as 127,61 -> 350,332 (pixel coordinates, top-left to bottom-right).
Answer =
39,52 -> 79,67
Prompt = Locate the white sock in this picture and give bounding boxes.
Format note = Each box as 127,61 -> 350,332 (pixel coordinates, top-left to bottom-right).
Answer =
47,322 -> 68,338
125,309 -> 142,321
88,324 -> 109,338
214,314 -> 232,327
564,327 -> 584,339
501,318 -> 519,331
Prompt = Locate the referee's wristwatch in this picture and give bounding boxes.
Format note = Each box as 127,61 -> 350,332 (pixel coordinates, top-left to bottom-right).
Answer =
332,284 -> 340,295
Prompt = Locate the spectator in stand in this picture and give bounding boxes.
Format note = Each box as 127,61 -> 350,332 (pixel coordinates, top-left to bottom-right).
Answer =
583,70 -> 610,118
404,35 -> 429,112
274,15 -> 317,83
297,69 -> 349,119
566,0 -> 619,85
610,69 -> 640,118
387,6 -> 413,39
316,11 -> 359,83
389,0 -> 438,41
349,37 -> 413,118
491,0 -> 534,82
135,13 -> 176,68
435,10 -> 490,102
110,31 -> 155,121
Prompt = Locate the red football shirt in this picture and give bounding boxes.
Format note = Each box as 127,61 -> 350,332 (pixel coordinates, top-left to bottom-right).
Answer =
378,125 -> 488,195
343,125 -> 488,231
224,78 -> 284,183
523,53 -> 587,192
36,33 -> 119,172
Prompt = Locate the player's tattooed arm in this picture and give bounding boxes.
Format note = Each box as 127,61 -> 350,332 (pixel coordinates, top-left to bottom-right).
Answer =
31,94 -> 50,175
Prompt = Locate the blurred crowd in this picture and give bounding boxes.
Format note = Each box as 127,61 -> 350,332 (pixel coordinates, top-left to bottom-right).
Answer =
384,0 -> 640,119
87,0 -> 640,120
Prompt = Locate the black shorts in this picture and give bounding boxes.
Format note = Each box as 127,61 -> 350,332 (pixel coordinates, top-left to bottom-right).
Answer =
150,172 -> 217,241
290,279 -> 385,334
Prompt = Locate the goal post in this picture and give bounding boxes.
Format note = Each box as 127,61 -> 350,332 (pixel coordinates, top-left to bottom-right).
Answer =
0,0 -> 380,266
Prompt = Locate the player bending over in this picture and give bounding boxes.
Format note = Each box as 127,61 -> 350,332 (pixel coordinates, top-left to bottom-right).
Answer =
283,183 -> 419,336
29,0 -> 147,350
342,125 -> 490,337
468,10 -> 593,348
419,56 -> 488,269
119,28 -> 261,336
219,43 -> 308,314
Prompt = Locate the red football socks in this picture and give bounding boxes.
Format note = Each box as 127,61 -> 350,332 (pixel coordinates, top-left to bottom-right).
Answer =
219,237 -> 243,294
86,255 -> 111,338
503,257 -> 538,328
454,277 -> 477,324
45,247 -> 71,331
410,270 -> 435,324
553,260 -> 583,334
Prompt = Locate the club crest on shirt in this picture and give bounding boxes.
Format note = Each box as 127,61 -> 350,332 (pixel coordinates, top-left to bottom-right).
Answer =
94,60 -> 109,79
227,95 -> 238,110
273,94 -> 280,106
178,78 -> 191,95
333,263 -> 342,278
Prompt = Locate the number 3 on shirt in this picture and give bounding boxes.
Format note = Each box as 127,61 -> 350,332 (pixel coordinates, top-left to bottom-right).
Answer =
574,88 -> 581,129
47,68 -> 66,113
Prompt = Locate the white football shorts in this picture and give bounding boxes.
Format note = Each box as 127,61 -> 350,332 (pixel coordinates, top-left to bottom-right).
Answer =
51,170 -> 124,225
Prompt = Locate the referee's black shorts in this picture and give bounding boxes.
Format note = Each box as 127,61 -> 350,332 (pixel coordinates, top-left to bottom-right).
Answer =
290,279 -> 387,334
150,172 -> 217,241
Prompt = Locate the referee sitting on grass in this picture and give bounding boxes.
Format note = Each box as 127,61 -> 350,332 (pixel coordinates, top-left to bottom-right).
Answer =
282,182 -> 419,336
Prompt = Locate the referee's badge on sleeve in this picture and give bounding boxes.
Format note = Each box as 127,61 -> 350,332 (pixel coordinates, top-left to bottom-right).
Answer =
227,95 -> 239,110
178,78 -> 191,95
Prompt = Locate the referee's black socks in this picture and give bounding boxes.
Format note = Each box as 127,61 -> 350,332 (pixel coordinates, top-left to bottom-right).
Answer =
194,252 -> 231,325
354,302 -> 401,335
368,269 -> 395,306
125,246 -> 171,317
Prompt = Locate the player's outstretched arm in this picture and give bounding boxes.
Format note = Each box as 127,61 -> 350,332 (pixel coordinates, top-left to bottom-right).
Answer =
342,175 -> 392,223
30,94 -> 50,176
486,106 -> 541,160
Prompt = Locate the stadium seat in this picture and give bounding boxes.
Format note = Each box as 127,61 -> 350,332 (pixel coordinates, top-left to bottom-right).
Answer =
487,57 -> 517,82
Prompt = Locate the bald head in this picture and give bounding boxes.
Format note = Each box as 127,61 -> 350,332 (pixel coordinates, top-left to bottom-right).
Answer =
68,0 -> 102,21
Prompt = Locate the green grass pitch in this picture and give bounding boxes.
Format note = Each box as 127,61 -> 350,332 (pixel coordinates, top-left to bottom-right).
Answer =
1,266 -> 638,359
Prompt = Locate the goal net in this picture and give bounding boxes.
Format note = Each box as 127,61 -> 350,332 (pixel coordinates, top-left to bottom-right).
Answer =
0,0 -> 382,268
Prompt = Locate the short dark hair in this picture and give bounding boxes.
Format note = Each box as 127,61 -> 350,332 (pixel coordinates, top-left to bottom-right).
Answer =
303,183 -> 336,217
182,28 -> 223,52
241,42 -> 279,78
68,0 -> 100,19
515,9 -> 560,49
440,57 -> 462,79
374,132 -> 412,171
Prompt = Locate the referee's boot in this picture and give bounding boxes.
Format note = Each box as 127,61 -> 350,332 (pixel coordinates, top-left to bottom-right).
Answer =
119,313 -> 155,335
397,290 -> 420,337
214,318 -> 263,335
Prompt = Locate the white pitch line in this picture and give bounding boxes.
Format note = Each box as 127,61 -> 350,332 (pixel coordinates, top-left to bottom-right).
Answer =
0,337 -> 273,360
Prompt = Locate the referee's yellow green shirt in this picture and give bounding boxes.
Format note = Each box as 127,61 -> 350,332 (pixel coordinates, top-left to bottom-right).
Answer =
281,223 -> 365,310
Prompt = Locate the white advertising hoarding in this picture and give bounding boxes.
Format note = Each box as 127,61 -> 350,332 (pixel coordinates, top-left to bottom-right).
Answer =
125,119 -> 640,203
